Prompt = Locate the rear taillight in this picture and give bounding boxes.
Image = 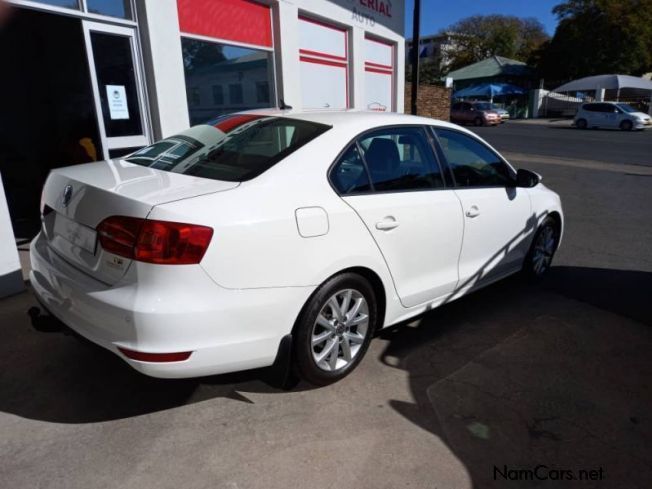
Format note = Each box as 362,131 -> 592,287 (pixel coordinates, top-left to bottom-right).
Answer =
97,216 -> 213,265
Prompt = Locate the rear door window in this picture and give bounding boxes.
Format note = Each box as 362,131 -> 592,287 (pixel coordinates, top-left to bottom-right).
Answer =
358,127 -> 444,192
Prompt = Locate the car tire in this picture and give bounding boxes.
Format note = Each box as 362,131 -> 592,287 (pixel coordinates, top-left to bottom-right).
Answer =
620,120 -> 633,131
576,118 -> 587,129
293,273 -> 377,386
523,217 -> 559,278
474,117 -> 483,127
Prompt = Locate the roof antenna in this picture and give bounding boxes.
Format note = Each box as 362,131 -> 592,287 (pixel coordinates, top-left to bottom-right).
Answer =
279,99 -> 293,110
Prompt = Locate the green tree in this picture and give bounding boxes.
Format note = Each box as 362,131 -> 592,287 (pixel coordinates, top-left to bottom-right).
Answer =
444,15 -> 549,73
537,0 -> 652,85
405,59 -> 447,85
182,40 -> 227,74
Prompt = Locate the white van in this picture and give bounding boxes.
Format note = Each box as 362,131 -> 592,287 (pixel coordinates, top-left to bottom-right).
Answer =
574,102 -> 651,130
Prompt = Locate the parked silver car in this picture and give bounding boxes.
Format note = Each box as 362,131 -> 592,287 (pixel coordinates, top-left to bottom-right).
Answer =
574,102 -> 651,131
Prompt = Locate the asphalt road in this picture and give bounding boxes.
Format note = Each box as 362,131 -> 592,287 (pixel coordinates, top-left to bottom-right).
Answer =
1,123 -> 651,489
474,120 -> 652,167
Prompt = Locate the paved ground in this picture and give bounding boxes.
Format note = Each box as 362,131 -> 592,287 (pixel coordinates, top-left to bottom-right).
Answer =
1,124 -> 651,489
475,121 -> 652,167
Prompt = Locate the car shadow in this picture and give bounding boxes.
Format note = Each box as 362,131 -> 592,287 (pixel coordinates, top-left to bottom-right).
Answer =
542,266 -> 652,325
378,266 -> 652,488
1,304 -> 314,424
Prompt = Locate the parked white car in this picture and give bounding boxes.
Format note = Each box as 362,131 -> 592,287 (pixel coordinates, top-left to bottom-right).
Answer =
30,111 -> 563,385
574,102 -> 651,130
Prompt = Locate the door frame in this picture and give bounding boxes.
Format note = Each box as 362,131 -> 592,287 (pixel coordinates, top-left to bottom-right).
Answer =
82,20 -> 151,159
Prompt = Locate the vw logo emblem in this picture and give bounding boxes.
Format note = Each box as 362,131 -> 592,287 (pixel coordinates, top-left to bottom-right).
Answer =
62,185 -> 73,207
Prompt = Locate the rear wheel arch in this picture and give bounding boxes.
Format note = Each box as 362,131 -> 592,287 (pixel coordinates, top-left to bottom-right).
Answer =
291,266 -> 387,336
290,268 -> 385,385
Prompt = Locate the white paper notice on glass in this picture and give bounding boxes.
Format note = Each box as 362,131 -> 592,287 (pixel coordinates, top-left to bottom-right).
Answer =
106,85 -> 130,120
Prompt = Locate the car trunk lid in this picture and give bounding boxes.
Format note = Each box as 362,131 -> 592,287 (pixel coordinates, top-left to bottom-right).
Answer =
40,159 -> 239,284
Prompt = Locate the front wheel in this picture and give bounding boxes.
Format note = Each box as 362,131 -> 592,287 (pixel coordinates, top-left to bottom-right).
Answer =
293,273 -> 377,386
474,117 -> 484,127
620,120 -> 633,131
576,118 -> 587,129
523,217 -> 559,278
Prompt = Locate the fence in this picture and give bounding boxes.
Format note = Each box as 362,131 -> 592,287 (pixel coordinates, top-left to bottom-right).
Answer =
538,88 -> 652,118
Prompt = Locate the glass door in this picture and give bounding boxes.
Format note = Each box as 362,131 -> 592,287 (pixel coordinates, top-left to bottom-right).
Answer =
82,21 -> 150,159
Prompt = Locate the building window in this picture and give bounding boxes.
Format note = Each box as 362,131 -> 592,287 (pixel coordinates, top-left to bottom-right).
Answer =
256,81 -> 270,103
212,85 -> 224,105
188,87 -> 200,107
25,1 -> 134,18
86,0 -> 133,19
33,0 -> 80,10
181,38 -> 275,125
229,84 -> 243,104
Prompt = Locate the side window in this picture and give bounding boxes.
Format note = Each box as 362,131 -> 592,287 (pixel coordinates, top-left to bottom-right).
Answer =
583,104 -> 596,112
330,145 -> 372,194
358,127 -> 444,192
435,129 -> 514,187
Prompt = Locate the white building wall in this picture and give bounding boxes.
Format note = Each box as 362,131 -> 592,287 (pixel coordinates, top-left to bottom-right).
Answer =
273,1 -> 302,109
277,0 -> 405,112
148,0 -> 406,126
137,0 -> 190,139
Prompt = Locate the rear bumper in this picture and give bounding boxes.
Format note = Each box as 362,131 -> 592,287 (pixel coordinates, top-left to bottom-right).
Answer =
30,232 -> 314,378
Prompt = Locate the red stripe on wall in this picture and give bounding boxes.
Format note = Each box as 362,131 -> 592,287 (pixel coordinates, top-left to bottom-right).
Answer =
300,56 -> 347,68
299,48 -> 347,62
365,61 -> 393,70
365,36 -> 393,47
365,67 -> 393,75
298,15 -> 347,33
178,0 -> 272,48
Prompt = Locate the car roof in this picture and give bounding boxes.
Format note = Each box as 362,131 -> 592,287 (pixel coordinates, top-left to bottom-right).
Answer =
231,108 -> 466,133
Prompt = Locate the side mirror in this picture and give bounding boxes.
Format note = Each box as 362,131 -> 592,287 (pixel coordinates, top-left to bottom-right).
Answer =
516,168 -> 541,188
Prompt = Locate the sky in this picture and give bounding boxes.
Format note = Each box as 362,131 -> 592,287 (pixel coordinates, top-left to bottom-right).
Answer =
404,0 -> 561,37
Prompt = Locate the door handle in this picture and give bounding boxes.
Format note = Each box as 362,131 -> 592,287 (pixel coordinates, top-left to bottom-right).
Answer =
375,217 -> 399,231
465,205 -> 480,218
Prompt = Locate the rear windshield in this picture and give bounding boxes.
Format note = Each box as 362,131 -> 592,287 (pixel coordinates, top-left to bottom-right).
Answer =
126,115 -> 331,182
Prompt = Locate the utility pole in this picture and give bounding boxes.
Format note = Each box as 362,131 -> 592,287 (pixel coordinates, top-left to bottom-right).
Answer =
410,0 -> 421,115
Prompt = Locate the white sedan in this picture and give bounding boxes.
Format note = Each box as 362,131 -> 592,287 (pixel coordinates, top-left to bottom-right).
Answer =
30,111 -> 563,385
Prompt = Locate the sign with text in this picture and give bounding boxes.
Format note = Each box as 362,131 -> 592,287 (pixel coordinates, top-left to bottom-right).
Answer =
106,85 -> 129,120
329,0 -> 404,35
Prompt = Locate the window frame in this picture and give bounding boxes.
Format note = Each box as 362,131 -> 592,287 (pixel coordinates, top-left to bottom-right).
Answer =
212,85 -> 224,105
180,35 -> 277,124
327,124 -> 450,197
8,0 -> 138,24
429,126 -> 518,190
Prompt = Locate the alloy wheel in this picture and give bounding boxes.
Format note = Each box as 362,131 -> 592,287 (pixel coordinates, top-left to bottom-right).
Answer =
532,225 -> 557,275
311,289 -> 369,372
